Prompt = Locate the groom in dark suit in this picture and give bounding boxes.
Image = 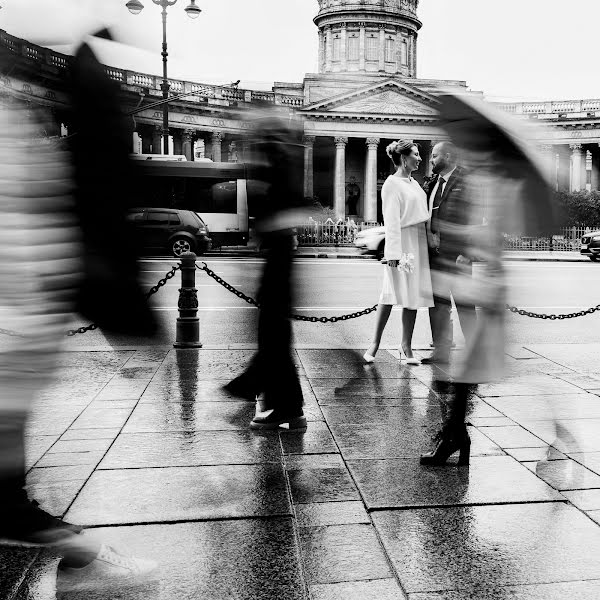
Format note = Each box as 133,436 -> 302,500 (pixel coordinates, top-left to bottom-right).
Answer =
422,141 -> 476,364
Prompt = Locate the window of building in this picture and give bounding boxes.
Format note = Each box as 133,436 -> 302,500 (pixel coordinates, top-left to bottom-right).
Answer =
348,34 -> 359,61
384,36 -> 395,63
400,39 -> 408,65
366,34 -> 378,61
332,35 -> 341,61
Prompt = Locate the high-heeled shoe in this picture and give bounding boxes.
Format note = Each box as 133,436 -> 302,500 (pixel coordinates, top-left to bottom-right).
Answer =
363,344 -> 378,364
420,429 -> 471,465
400,346 -> 421,365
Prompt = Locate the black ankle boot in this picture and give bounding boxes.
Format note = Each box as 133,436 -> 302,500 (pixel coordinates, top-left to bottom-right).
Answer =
420,428 -> 470,466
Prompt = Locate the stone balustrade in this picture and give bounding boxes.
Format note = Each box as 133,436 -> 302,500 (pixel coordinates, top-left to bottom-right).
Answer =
0,28 -> 302,109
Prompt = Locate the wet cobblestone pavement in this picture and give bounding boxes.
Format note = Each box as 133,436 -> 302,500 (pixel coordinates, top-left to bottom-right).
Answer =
7,344 -> 600,599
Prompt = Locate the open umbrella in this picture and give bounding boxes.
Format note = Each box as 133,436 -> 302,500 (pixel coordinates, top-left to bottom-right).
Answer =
437,92 -> 557,237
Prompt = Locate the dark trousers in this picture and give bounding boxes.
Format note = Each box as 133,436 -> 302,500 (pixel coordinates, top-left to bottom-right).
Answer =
429,253 -> 477,359
233,232 -> 303,413
0,412 -> 27,506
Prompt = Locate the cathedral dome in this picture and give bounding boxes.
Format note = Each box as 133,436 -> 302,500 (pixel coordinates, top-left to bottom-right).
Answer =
314,0 -> 422,77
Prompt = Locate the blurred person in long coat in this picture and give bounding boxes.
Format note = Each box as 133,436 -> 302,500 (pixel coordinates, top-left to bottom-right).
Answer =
420,94 -> 555,466
225,115 -> 307,430
0,26 -> 157,591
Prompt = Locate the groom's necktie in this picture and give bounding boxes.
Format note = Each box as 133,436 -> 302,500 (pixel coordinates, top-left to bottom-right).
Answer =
430,176 -> 446,234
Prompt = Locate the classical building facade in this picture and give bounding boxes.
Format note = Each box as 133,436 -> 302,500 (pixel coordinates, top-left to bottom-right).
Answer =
2,0 -> 600,221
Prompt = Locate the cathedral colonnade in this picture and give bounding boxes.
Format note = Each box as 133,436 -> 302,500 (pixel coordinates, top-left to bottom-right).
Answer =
539,142 -> 600,193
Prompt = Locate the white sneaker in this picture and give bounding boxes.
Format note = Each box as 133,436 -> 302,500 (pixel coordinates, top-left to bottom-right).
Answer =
57,543 -> 158,593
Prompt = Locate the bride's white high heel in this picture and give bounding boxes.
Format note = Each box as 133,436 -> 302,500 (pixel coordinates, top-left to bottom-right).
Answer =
400,346 -> 421,365
363,344 -> 378,364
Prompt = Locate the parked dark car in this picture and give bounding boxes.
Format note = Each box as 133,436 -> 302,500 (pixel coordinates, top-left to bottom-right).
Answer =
127,208 -> 212,257
581,230 -> 600,261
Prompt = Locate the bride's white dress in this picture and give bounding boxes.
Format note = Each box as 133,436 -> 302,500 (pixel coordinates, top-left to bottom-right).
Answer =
378,175 -> 434,309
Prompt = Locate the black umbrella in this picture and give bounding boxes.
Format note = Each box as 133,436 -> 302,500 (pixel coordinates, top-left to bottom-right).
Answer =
437,93 -> 557,237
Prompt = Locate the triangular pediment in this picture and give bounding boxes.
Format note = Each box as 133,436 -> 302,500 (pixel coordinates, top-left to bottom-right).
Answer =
302,79 -> 439,117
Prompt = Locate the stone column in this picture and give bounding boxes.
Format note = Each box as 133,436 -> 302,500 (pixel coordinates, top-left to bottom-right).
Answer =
325,27 -> 332,72
303,136 -> 315,198
557,146 -> 570,192
378,27 -> 385,71
172,130 -> 183,156
211,131 -> 223,162
412,32 -> 417,76
318,30 -> 325,71
140,128 -> 152,154
364,138 -> 380,222
539,144 -> 556,189
582,146 -> 590,191
334,137 -> 348,220
182,129 -> 194,161
340,25 -> 348,71
420,141 -> 433,178
592,144 -> 600,191
359,24 -> 366,70
570,143 -> 583,192
152,125 -> 162,154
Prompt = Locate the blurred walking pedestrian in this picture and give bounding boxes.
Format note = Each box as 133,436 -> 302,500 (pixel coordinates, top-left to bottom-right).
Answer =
420,93 -> 555,465
363,140 -> 433,365
421,142 -> 476,365
225,113 -> 307,430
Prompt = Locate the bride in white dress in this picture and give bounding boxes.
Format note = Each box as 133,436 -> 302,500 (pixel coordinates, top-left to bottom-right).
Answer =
364,140 -> 434,365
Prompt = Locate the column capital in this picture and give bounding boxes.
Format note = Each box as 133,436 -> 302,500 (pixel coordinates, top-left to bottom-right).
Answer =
366,137 -> 380,148
334,136 -> 348,148
303,135 -> 316,146
570,143 -> 583,151
212,131 -> 224,143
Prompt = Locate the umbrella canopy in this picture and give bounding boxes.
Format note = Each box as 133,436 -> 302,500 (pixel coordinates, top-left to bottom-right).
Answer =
437,93 -> 557,237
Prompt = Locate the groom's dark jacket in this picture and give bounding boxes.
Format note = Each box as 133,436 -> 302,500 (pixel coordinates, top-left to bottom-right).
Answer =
423,166 -> 473,261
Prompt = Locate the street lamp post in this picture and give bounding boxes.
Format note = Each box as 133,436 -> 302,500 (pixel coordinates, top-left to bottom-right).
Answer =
126,0 -> 201,155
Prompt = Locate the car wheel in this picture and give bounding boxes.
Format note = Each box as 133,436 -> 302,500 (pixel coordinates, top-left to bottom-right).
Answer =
172,237 -> 195,257
590,256 -> 599,262
376,241 -> 385,261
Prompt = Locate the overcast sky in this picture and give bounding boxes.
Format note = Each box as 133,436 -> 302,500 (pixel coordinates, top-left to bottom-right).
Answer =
1,0 -> 597,101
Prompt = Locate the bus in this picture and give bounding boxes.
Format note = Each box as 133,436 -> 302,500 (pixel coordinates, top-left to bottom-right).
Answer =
131,158 -> 249,247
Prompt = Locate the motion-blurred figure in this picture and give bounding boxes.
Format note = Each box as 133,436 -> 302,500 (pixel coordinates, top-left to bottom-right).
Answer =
422,142 -> 477,365
420,94 -> 555,466
0,27 -> 157,592
225,114 -> 307,430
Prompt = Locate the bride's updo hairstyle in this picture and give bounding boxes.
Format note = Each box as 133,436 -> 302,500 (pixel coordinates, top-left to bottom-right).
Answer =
386,139 -> 418,167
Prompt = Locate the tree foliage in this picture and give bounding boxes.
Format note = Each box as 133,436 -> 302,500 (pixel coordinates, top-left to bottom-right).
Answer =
555,191 -> 600,227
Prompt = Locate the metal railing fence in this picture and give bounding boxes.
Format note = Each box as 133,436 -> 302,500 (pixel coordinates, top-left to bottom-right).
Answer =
503,226 -> 599,251
296,219 -> 381,246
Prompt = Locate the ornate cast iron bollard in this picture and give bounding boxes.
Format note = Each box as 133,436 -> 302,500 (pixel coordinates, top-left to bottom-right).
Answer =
174,252 -> 202,348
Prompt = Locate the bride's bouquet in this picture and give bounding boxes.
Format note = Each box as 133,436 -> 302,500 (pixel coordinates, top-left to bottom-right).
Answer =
397,253 -> 415,273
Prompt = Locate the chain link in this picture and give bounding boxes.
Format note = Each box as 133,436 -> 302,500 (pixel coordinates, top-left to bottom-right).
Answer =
197,262 -> 377,323
505,303 -> 600,320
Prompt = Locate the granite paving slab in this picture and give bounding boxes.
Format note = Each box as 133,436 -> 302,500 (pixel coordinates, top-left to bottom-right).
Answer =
505,447 -> 566,462
27,465 -> 96,484
373,503 -> 600,594
527,458 -> 600,491
311,378 -> 431,403
98,430 -> 281,468
140,378 -> 245,402
284,453 -> 345,470
568,452 -> 600,475
70,406 -> 134,430
53,519 -> 306,600
122,401 -> 256,432
25,435 -> 60,469
407,580 -> 600,599
330,423 -> 502,460
486,394 -> 600,420
302,362 -> 418,379
476,375 -> 582,397
280,422 -> 339,455
65,464 -> 291,525
0,547 -> 39,600
298,524 -> 392,584
321,402 -> 442,426
477,425 -> 548,449
519,419 -> 600,452
561,489 -> 600,510
295,501 -> 370,528
59,428 -> 120,441
297,349 -> 397,364
525,344 -> 600,375
288,467 -> 360,504
310,578 -> 405,600
26,479 -> 87,516
27,407 -> 87,436
348,456 -> 562,509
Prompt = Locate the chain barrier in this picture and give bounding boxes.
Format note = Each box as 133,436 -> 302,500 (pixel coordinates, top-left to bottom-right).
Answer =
196,262 -> 378,323
0,264 -> 181,339
505,303 -> 600,320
